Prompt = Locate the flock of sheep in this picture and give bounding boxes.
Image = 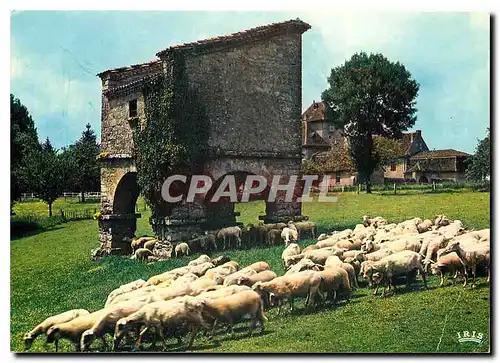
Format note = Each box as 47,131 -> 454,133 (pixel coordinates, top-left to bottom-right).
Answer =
23,215 -> 490,352
129,221 -> 317,262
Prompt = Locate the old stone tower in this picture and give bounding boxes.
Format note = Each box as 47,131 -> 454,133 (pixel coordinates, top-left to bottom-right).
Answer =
96,19 -> 311,255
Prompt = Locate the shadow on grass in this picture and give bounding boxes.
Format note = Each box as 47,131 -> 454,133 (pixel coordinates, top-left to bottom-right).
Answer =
10,225 -> 66,241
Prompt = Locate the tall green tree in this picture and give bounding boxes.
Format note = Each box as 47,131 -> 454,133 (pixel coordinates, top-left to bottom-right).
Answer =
322,52 -> 419,192
71,123 -> 100,202
466,128 -> 490,181
19,139 -> 69,217
11,94 -> 40,205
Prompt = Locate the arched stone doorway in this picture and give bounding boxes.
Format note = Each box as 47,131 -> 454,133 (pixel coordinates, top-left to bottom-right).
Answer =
419,175 -> 429,184
98,171 -> 141,255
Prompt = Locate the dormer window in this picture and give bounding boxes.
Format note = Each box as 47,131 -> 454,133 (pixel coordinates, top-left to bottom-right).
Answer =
129,99 -> 138,118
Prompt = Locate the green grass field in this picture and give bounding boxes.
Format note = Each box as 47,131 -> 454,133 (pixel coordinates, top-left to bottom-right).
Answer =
10,192 -> 490,353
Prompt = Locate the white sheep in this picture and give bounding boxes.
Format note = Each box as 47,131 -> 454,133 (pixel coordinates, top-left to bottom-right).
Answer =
429,252 -> 466,287
105,279 -> 146,307
188,254 -> 212,267
175,242 -> 191,258
281,227 -> 298,246
439,240 -> 490,288
252,270 -> 324,314
81,299 -> 153,351
282,243 -> 302,269
223,269 -> 257,287
241,261 -> 269,274
197,290 -> 267,338
324,255 -> 359,289
46,309 -> 107,352
363,250 -> 427,296
113,297 -> 208,350
24,309 -> 90,350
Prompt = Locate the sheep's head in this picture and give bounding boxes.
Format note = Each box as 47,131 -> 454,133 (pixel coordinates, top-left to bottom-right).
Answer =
371,271 -> 384,285
23,332 -> 34,350
80,330 -> 95,351
429,263 -> 440,276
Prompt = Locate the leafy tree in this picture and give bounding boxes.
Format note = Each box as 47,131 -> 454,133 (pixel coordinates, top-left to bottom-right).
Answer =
71,123 -> 100,202
11,94 -> 40,205
466,128 -> 490,181
19,139 -> 70,217
322,52 -> 419,192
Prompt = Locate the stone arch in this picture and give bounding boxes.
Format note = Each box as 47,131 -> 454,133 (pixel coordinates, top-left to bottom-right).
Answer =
113,172 -> 140,214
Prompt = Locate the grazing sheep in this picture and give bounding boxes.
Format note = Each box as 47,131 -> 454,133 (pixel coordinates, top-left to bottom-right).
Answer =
130,248 -> 154,263
363,216 -> 387,228
268,229 -> 283,246
285,258 -> 324,275
417,219 -> 433,233
210,255 -> 231,267
239,270 -> 278,287
318,266 -> 351,306
175,242 -> 191,258
198,290 -> 267,338
303,247 -> 340,265
144,267 -> 189,287
343,257 -> 361,277
282,243 -> 302,269
113,297 -> 207,350
223,269 -> 257,287
281,227 -> 299,246
302,244 -> 320,253
81,300 -> 152,351
286,222 -> 298,231
253,271 -> 324,314
364,249 -> 394,262
197,285 -> 251,300
188,233 -> 218,253
24,309 -> 90,350
429,252 -> 466,286
423,236 -> 452,272
434,215 -> 450,228
439,241 -> 490,288
107,286 -> 159,306
342,250 -> 365,262
293,221 -> 317,239
241,261 -> 269,274
46,309 -> 107,352
362,250 -> 427,296
143,239 -> 158,252
105,280 -> 146,308
224,260 -> 240,271
205,264 -> 238,278
324,256 -> 358,289
188,254 -> 211,267
317,233 -> 329,241
131,236 -> 156,253
216,226 -> 242,250
188,262 -> 215,277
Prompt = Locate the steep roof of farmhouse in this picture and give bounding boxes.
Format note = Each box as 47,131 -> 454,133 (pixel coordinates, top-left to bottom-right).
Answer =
97,60 -> 162,78
302,101 -> 326,122
156,19 -> 311,57
411,149 -> 470,159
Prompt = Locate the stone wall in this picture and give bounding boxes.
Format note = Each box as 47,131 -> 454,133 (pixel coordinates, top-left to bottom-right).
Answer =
181,33 -> 303,156
100,92 -> 146,156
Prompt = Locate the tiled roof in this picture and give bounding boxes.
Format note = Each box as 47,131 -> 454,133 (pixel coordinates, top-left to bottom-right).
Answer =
103,74 -> 161,97
156,18 -> 311,56
302,101 -> 326,122
97,60 -> 161,78
411,149 -> 470,159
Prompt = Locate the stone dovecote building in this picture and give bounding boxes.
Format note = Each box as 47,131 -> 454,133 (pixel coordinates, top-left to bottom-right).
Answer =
97,19 -> 311,255
302,100 -> 470,185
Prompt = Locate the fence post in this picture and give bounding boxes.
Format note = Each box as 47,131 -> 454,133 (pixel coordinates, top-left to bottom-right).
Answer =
393,183 -> 396,195
342,186 -> 344,193
432,181 -> 436,191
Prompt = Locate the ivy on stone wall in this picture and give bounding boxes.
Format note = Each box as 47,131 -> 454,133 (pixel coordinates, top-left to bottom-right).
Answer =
132,52 -> 209,216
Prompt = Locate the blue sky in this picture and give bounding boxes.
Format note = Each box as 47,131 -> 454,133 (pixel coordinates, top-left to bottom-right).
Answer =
11,11 -> 489,153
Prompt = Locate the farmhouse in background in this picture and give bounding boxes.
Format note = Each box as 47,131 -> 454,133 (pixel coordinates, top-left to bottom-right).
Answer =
302,100 -> 470,185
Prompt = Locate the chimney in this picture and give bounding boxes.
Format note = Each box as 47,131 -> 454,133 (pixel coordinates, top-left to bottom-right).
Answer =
416,130 -> 421,138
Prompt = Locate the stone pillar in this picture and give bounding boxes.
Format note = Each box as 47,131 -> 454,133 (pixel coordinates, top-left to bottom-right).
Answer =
95,213 -> 141,257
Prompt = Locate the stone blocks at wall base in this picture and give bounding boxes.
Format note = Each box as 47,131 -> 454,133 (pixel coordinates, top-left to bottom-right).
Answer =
96,213 -> 141,257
